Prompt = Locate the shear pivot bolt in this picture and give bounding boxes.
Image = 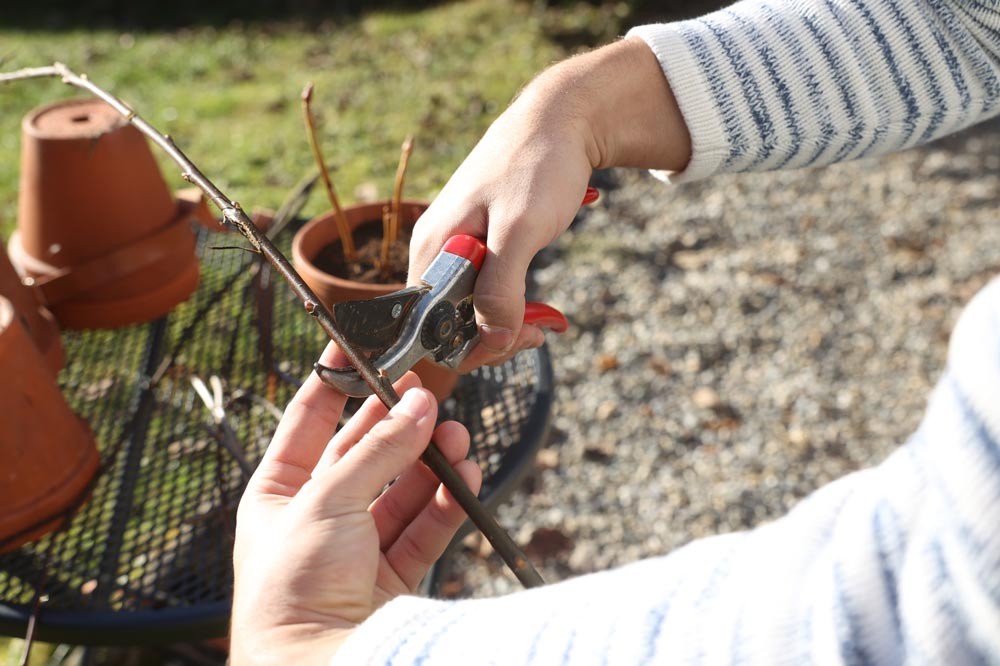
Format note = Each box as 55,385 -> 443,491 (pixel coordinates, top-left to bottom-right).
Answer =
423,302 -> 459,349
435,318 -> 456,341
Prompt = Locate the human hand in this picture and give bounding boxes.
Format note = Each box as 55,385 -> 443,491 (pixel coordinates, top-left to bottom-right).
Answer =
408,38 -> 690,372
407,79 -> 594,372
231,343 -> 482,665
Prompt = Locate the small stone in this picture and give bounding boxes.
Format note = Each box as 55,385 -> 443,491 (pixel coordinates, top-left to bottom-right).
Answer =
807,329 -> 824,349
788,428 -> 808,446
705,416 -> 741,431
673,249 -> 713,270
692,387 -> 721,410
595,400 -> 617,421
568,541 -> 600,573
685,353 -> 702,373
595,353 -> 620,372
462,532 -> 494,559
649,356 -> 672,376
461,532 -> 480,551
535,448 -> 559,470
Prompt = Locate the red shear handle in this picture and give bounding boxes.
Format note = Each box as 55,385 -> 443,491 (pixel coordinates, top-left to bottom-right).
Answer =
441,189 -> 599,268
442,235 -> 488,270
523,302 -> 569,333
441,236 -> 569,335
441,188 -> 595,334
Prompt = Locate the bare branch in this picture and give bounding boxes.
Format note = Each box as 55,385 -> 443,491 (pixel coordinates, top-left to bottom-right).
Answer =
0,64 -> 62,83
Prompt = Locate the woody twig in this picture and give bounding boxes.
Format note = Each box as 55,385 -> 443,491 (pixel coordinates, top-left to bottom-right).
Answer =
0,63 -> 544,589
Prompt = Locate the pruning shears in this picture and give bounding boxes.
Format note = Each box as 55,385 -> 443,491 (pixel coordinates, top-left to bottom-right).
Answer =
315,187 -> 599,397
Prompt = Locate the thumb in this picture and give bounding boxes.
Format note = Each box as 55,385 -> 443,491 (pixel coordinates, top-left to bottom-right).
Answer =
475,226 -> 537,353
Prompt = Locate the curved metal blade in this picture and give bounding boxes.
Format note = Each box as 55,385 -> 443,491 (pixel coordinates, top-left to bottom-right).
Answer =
332,287 -> 427,354
314,362 -> 401,398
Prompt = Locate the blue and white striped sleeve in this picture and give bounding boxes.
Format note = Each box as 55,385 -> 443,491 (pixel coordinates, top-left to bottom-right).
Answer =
626,0 -> 1000,181
329,280 -> 1000,664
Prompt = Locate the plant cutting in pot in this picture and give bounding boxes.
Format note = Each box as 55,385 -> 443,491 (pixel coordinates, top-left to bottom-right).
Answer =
290,83 -> 460,401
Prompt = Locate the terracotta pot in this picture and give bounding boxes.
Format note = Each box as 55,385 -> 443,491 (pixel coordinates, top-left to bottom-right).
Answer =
292,201 -> 460,402
0,236 -> 63,374
0,296 -> 100,553
9,97 -> 200,329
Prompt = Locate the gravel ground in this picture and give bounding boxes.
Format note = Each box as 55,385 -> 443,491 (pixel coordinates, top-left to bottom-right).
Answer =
435,116 -> 1000,598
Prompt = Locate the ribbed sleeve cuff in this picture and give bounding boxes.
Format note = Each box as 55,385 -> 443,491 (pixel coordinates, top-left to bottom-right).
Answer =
330,596 -> 451,665
625,24 -> 731,182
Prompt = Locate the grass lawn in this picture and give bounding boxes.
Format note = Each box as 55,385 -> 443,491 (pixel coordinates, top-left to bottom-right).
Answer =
0,1 -> 633,239
0,2 -> 634,662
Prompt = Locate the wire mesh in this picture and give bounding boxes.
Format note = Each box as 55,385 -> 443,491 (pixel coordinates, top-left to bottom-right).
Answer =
0,221 -> 553,643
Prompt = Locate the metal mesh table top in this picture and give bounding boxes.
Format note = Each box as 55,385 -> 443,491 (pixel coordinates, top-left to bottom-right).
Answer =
0,221 -> 553,645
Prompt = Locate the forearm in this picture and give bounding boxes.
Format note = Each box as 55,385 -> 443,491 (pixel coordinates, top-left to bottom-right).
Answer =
506,0 -> 1000,186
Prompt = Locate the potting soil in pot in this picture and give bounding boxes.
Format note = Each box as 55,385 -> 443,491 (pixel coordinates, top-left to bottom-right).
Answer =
314,219 -> 410,284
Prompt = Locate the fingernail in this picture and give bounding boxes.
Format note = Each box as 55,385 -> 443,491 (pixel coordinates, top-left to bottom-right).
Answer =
395,389 -> 431,420
479,324 -> 513,353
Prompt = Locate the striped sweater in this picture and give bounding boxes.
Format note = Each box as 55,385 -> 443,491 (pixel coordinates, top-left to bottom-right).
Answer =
332,0 -> 1000,663
633,0 -> 1000,181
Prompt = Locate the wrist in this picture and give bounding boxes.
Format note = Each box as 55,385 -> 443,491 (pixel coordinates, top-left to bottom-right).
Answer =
230,625 -> 356,666
500,68 -> 596,170
514,38 -> 691,173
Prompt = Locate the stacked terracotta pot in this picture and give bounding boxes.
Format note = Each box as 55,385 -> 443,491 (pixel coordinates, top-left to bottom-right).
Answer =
0,295 -> 99,553
7,98 -> 202,329
2,97 -> 209,552
0,236 -> 63,374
